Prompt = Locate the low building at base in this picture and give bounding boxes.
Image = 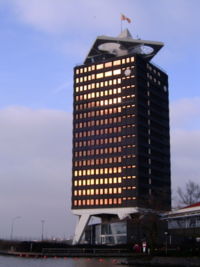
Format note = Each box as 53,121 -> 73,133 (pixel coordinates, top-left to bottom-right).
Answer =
83,212 -> 167,247
163,202 -> 200,246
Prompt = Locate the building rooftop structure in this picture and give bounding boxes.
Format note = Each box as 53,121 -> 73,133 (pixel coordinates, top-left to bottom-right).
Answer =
84,29 -> 164,64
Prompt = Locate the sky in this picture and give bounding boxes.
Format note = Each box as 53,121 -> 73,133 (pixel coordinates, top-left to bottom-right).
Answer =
0,0 -> 200,240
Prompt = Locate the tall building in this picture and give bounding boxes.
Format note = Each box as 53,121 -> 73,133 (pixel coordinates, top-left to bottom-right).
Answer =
71,29 -> 171,244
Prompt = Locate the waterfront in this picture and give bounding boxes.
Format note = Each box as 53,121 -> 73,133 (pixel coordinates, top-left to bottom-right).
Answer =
0,256 -> 125,267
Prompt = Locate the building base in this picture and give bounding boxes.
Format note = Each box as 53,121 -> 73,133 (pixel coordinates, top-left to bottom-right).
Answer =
72,207 -> 145,244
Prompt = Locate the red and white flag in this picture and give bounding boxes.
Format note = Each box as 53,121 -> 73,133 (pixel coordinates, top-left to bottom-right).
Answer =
121,14 -> 131,23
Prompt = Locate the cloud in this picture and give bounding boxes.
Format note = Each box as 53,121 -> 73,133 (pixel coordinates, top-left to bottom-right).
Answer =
0,106 -> 75,239
3,0 -> 198,37
2,0 -> 123,34
170,97 -> 200,203
52,81 -> 72,95
171,97 -> 200,130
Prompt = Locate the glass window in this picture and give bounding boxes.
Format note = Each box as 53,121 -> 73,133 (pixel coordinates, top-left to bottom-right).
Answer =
96,73 -> 104,79
113,60 -> 121,66
105,62 -> 112,68
113,69 -> 121,75
96,63 -> 103,70
105,71 -> 112,77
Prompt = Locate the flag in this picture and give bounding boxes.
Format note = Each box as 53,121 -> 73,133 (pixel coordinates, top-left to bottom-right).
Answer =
121,14 -> 131,23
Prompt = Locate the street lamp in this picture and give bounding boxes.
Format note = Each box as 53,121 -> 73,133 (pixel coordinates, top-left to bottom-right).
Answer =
41,220 -> 45,241
164,231 -> 168,255
10,216 -> 21,240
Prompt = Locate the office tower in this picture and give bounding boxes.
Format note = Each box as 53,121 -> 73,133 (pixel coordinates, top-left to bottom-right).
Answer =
71,29 -> 171,244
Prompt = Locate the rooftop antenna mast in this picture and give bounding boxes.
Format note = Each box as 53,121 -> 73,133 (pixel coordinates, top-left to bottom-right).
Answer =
120,13 -> 131,33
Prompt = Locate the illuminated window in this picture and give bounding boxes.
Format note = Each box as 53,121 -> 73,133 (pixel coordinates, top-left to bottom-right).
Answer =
118,97 -> 122,103
105,71 -> 112,77
95,199 -> 99,205
87,189 -> 90,195
74,190 -> 77,196
105,62 -> 112,68
100,199 -> 103,205
109,188 -> 112,194
109,199 -> 112,204
96,189 -> 99,195
96,63 -> 103,70
113,69 -> 121,75
74,200 -> 77,206
104,188 -> 108,194
96,73 -> 103,79
104,199 -> 108,205
118,78 -> 121,84
78,200 -> 82,206
118,167 -> 122,173
91,189 -> 94,195
113,60 -> 121,66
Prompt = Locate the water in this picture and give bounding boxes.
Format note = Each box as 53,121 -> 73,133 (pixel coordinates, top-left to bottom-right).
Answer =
0,256 -> 129,267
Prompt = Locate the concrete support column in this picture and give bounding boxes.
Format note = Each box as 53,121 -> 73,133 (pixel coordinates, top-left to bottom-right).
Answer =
72,214 -> 91,245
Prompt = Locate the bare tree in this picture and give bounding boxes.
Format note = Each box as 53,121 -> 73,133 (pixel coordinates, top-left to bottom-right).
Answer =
177,180 -> 200,207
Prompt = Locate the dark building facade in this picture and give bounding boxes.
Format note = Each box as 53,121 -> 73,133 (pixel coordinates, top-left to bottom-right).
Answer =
71,29 -> 171,244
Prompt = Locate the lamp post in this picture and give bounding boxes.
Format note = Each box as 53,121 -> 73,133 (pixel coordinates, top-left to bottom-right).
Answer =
41,220 -> 45,241
10,216 -> 21,240
164,231 -> 168,255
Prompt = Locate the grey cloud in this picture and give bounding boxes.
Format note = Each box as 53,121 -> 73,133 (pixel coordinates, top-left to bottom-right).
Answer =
0,106 -> 76,240
170,98 -> 200,204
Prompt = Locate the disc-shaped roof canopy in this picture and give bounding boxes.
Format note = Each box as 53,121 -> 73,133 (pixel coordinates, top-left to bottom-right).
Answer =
84,29 -> 164,64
